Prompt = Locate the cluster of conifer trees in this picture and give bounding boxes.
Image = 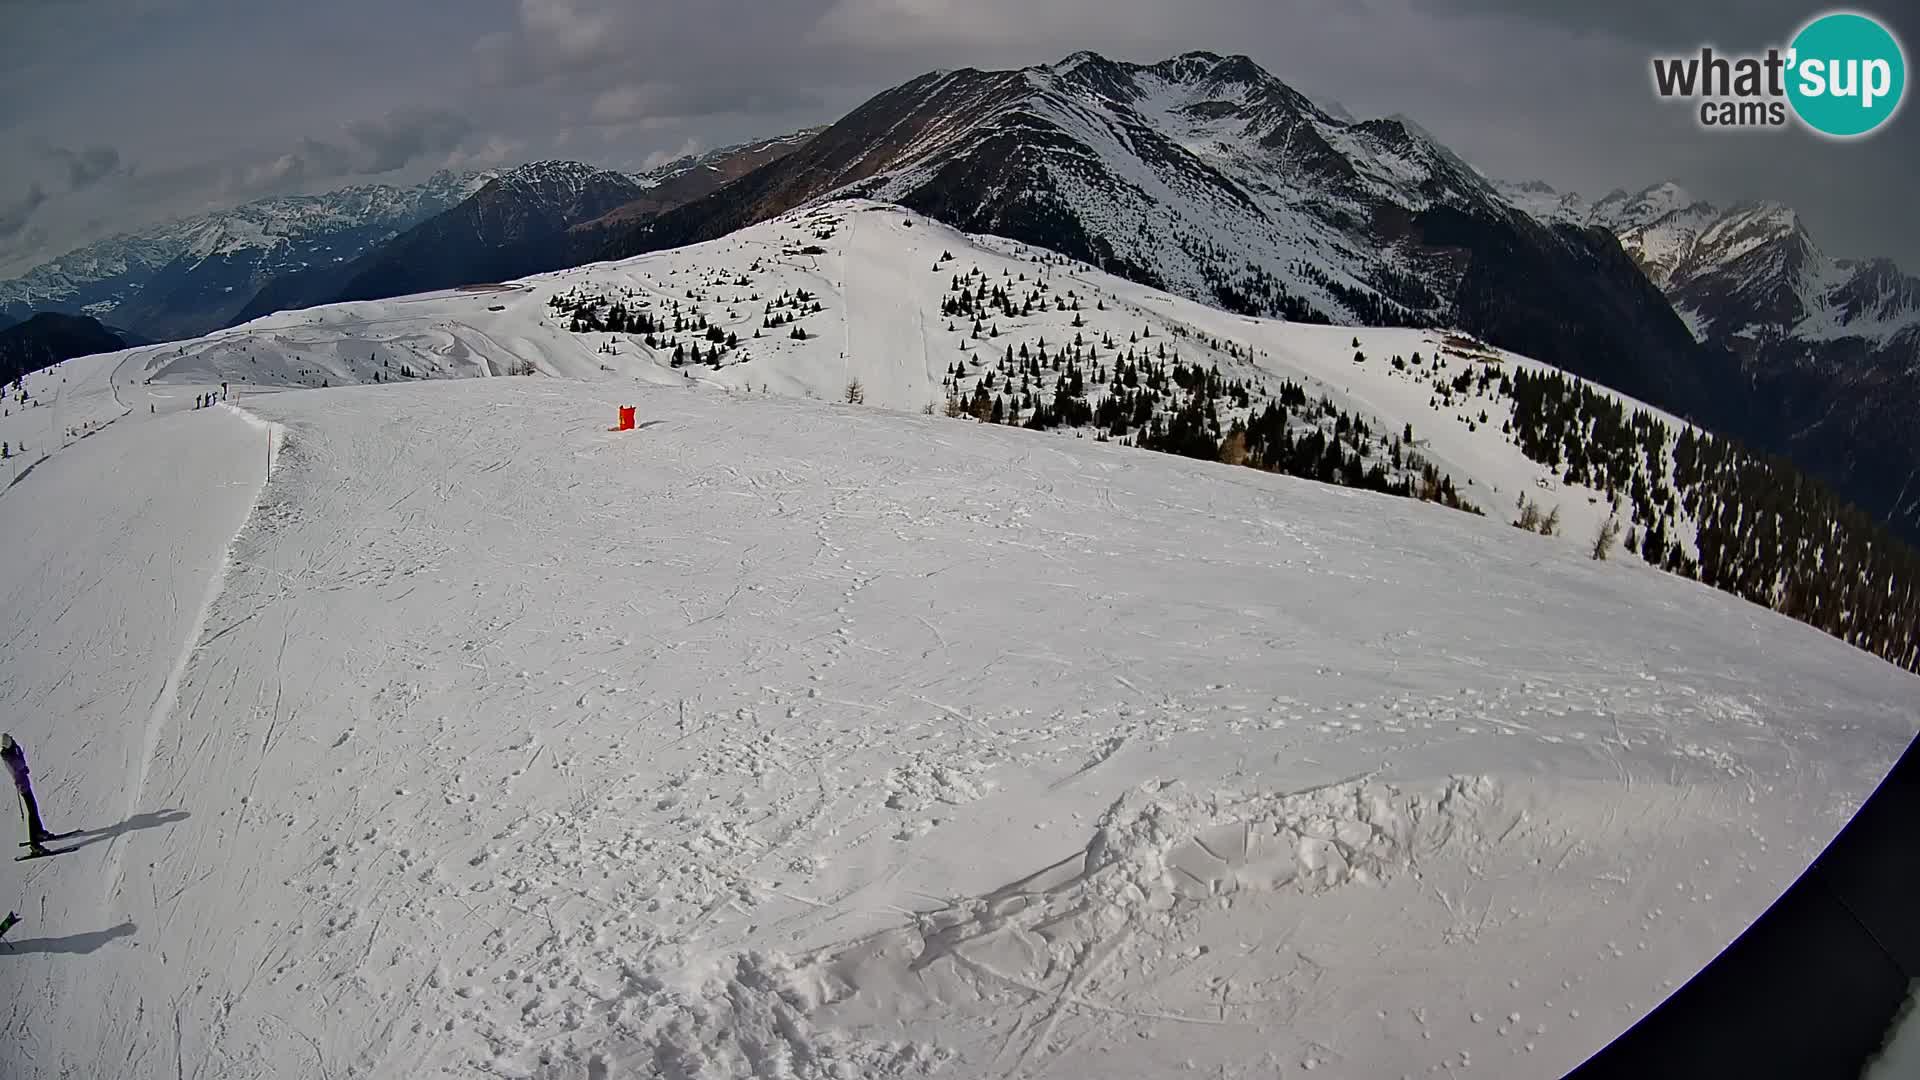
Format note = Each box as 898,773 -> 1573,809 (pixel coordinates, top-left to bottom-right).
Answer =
936,264 -> 1476,514
1502,366 -> 1919,672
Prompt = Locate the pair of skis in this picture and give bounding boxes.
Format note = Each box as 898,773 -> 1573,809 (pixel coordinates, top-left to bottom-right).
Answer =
14,831 -> 77,861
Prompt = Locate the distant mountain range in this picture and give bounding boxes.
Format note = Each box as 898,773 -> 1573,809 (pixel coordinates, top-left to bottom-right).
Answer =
229,160 -> 651,320
1500,179 -> 1920,538
0,171 -> 489,340
226,131 -> 820,325
0,131 -> 823,345
1499,179 -> 1920,350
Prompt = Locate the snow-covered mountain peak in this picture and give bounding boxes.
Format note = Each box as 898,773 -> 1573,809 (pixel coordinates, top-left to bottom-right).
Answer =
637,128 -> 829,191
1589,182 -> 1708,232
1630,180 -> 1697,214
1723,199 -> 1797,236
492,159 -> 626,192
1027,49 -> 1330,124
1048,48 -> 1111,74
1148,50 -> 1269,88
474,161 -> 651,225
1496,179 -> 1712,234
1493,178 -> 1593,224
1681,200 -> 1817,280
1011,49 -> 1486,214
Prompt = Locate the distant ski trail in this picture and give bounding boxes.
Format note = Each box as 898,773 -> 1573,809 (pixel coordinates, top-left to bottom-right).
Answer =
104,405 -> 282,894
842,208 -> 938,410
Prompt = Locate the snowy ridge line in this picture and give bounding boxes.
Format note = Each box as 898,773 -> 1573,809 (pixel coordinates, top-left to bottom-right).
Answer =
104,405 -> 279,895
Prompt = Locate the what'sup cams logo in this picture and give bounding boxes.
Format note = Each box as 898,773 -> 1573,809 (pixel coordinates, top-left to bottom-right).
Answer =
1652,10 -> 1906,137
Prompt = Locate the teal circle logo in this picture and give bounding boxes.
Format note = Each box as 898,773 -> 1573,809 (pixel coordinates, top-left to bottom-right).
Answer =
1787,11 -> 1906,137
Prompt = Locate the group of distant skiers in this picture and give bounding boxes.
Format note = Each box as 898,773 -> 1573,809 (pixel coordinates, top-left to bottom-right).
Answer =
192,383 -> 230,410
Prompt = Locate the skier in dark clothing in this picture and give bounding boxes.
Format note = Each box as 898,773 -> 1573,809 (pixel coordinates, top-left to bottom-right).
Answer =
1,734 -> 52,855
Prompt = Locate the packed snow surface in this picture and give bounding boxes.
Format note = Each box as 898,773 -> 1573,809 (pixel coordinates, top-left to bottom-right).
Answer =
0,203 -> 1915,1078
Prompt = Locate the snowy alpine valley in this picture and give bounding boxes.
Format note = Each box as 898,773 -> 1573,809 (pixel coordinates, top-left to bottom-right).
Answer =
1,203 -> 1915,1079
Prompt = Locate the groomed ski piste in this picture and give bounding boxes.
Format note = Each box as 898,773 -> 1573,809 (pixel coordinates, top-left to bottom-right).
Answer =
0,202 -> 1915,1078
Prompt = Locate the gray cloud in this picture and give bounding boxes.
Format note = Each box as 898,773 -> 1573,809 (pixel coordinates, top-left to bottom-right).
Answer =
0,183 -> 49,241
227,108 -> 475,196
43,145 -> 125,191
587,82 -> 827,127
475,0 -> 847,118
477,0 -> 817,87
344,107 -> 474,174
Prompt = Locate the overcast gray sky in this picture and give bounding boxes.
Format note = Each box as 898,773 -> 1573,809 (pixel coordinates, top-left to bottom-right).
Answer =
3,0 -> 1915,276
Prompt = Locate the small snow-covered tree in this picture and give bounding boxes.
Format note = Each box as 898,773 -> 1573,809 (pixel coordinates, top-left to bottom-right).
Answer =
1591,512 -> 1623,561
1541,504 -> 1562,537
1515,494 -> 1543,533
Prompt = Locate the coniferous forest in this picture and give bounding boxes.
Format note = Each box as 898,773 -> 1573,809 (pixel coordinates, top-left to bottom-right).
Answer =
1499,367 -> 1919,673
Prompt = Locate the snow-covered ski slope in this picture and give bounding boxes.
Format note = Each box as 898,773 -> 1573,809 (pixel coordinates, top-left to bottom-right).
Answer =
1,362 -> 1916,1078
1,202 -> 1915,1078
82,200 -> 1694,559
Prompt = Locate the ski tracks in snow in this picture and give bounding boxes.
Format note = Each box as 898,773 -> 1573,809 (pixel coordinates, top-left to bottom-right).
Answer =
6,375 -> 1915,1079
104,406 -> 282,895
0,396 -> 274,1079
841,210 -> 941,413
